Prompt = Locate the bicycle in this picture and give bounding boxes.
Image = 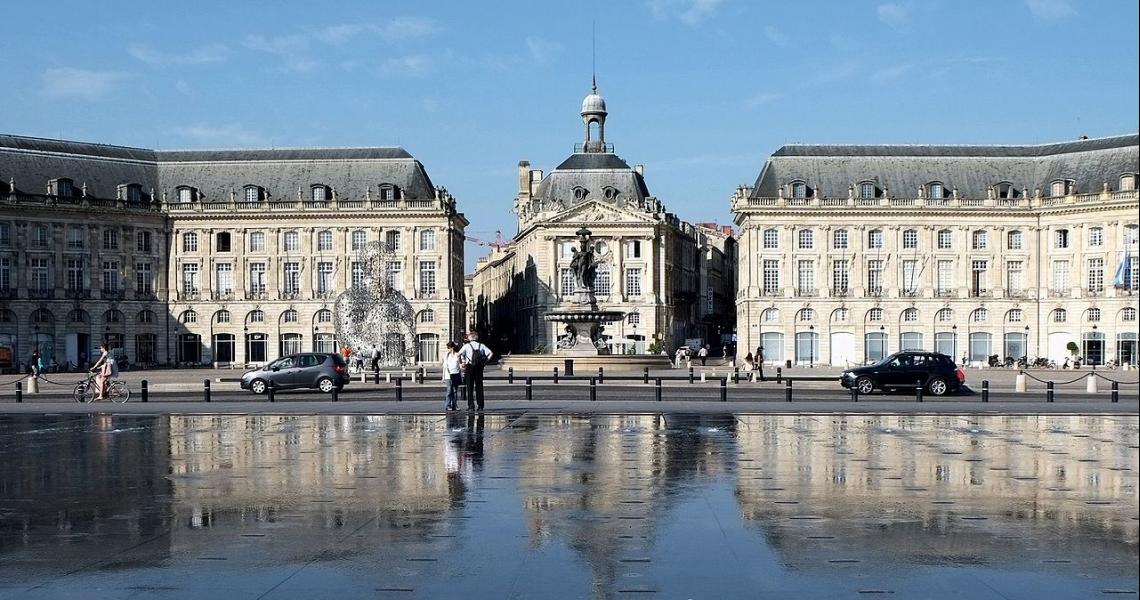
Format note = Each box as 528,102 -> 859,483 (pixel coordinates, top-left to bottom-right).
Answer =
73,373 -> 130,403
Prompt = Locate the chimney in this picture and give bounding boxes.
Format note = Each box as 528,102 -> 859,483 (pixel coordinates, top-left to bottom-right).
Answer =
518,161 -> 531,196
634,164 -> 644,176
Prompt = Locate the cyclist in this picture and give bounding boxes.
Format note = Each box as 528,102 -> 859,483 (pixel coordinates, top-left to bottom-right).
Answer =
89,343 -> 118,401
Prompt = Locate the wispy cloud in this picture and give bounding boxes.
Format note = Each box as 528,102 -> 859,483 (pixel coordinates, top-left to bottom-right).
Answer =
246,17 -> 441,73
170,124 -> 269,147
1025,0 -> 1076,19
380,54 -> 433,77
128,43 -> 229,65
526,36 -> 563,64
876,2 -> 911,28
647,0 -> 726,25
40,68 -> 131,100
872,62 -> 912,82
744,91 -> 783,109
762,25 -> 788,46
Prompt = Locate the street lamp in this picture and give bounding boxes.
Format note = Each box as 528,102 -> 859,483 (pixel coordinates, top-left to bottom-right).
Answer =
809,324 -> 815,367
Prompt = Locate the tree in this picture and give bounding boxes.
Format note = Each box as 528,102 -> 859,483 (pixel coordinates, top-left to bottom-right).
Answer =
1066,341 -> 1079,355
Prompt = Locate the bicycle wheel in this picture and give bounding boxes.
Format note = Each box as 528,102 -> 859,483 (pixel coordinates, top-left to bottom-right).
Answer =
73,381 -> 88,403
110,381 -> 130,403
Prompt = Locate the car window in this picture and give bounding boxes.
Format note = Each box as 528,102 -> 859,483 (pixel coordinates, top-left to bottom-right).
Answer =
912,355 -> 927,367
272,357 -> 294,369
331,353 -> 347,365
299,354 -> 322,368
890,355 -> 912,368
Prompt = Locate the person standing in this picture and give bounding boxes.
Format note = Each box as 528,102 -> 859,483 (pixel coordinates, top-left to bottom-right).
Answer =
698,345 -> 709,366
30,350 -> 42,378
459,332 -> 493,411
755,346 -> 766,381
370,345 -> 381,373
441,341 -> 462,411
89,343 -> 117,401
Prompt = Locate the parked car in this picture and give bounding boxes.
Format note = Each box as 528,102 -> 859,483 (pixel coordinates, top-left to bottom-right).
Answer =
840,351 -> 965,396
240,353 -> 350,394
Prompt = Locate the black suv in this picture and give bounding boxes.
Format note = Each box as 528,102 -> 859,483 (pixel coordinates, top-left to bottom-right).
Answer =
840,351 -> 964,396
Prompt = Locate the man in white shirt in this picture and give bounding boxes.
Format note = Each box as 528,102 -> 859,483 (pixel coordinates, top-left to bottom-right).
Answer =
459,332 -> 494,410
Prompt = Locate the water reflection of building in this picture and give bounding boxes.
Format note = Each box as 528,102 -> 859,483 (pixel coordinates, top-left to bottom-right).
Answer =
733,414 -> 1139,569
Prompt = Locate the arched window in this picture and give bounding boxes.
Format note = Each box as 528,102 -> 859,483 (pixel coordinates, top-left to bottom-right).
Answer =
315,309 -> 333,324
176,186 -> 197,203
311,184 -> 330,203
1088,227 -> 1103,247
1123,307 -> 1137,322
1120,173 -> 1136,191
902,308 -> 918,322
182,232 -> 199,252
867,229 -> 883,249
248,309 -> 265,323
419,309 -> 435,323
926,181 -> 944,199
762,308 -> 780,322
385,230 -> 401,252
797,229 -> 813,250
867,308 -> 884,322
137,310 -> 155,324
937,229 -> 952,249
762,228 -> 779,249
1087,308 -> 1101,322
602,186 -> 620,200
283,309 -> 298,323
572,186 -> 589,200
995,182 -> 1020,198
216,231 -> 232,253
379,184 -> 397,201
832,308 -> 848,322
68,309 -> 88,323
902,229 -> 918,249
971,230 -> 988,250
790,180 -> 809,199
120,183 -> 145,203
103,309 -> 124,324
858,181 -> 878,199
1050,180 -> 1068,197
832,229 -> 848,249
936,308 -> 953,322
797,308 -> 814,322
179,310 -> 197,324
351,230 -> 368,251
1052,308 -> 1067,323
31,309 -> 54,324
972,308 -> 988,323
282,231 -> 300,252
419,229 -> 437,252
244,185 -> 265,203
216,310 -> 231,324
1006,309 -> 1023,323
1125,224 -> 1139,245
1007,230 -> 1023,250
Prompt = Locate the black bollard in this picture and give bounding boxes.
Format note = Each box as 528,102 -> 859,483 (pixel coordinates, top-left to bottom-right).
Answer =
141,379 -> 149,403
419,366 -> 426,384
268,380 -> 276,403
981,380 -> 989,403
1046,380 -> 1054,403
564,359 -> 574,377
1111,381 -> 1119,403
598,367 -> 604,384
508,367 -> 514,384
733,368 -> 739,384
720,377 -> 727,402
203,379 -> 211,403
15,382 -> 22,403
850,385 -> 858,403
332,385 -> 339,402
526,377 -> 533,400
590,377 -> 597,401
373,370 -> 380,385
643,366 -> 650,384
395,378 -> 403,402
776,367 -> 783,384
655,378 -> 662,402
914,380 -> 923,403
785,378 -> 792,402
689,366 -> 694,384
553,367 -> 559,384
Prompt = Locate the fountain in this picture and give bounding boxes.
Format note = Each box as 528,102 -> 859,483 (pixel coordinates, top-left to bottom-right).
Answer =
333,241 -> 417,366
544,227 -> 625,355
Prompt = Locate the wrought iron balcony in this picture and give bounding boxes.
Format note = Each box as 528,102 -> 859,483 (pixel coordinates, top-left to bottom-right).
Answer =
934,289 -> 957,299
969,289 -> 992,298
1048,289 -> 1070,298
246,289 -> 268,301
795,288 -> 818,298
761,288 -> 782,297
28,289 -> 55,300
134,290 -> 159,301
212,290 -> 235,301
101,288 -> 125,301
864,289 -> 884,298
65,288 -> 92,300
280,290 -> 302,301
177,289 -> 200,302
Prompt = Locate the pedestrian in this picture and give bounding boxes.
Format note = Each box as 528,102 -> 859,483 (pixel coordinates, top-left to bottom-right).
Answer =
741,352 -> 755,371
441,341 -> 462,411
89,343 -> 118,401
29,350 -> 41,378
698,345 -> 709,366
756,346 -> 766,381
458,332 -> 493,411
370,345 -> 381,373
674,347 -> 685,368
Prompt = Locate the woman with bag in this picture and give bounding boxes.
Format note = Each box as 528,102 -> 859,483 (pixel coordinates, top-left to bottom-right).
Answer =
441,341 -> 462,411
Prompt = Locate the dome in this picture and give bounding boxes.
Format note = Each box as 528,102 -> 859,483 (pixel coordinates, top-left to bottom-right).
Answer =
581,92 -> 607,115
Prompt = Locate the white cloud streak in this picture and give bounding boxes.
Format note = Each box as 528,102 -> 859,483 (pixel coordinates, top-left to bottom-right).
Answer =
170,124 -> 269,147
128,43 -> 229,65
647,0 -> 726,25
40,68 -> 131,100
876,2 -> 911,28
1025,0 -> 1076,19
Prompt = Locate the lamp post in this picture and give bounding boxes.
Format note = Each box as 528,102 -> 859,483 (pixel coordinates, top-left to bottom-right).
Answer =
809,324 -> 815,367
1024,325 -> 1030,363
879,324 -> 885,362
630,311 -> 639,354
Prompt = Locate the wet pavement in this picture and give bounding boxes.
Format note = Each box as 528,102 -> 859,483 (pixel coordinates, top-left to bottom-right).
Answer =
0,412 -> 1136,599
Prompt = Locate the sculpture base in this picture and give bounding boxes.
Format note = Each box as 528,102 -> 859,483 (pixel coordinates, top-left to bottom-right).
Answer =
544,309 -> 626,357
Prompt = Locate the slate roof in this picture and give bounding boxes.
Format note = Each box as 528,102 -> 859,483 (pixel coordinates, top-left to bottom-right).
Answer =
752,134 -> 1139,198
0,134 -> 436,200
535,152 -> 652,208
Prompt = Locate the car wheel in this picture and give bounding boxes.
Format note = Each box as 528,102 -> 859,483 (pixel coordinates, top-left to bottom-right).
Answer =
927,377 -> 948,396
250,379 -> 268,395
317,377 -> 335,393
855,376 -> 874,395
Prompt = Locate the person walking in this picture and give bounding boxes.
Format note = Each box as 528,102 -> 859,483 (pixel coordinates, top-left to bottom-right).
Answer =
459,332 -> 493,411
370,345 -> 381,373
89,343 -> 117,401
441,341 -> 462,411
674,347 -> 685,368
755,346 -> 766,381
30,350 -> 42,378
741,352 -> 755,372
698,345 -> 709,366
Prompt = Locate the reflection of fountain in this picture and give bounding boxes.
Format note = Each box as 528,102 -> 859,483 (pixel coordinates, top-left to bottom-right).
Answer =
544,227 -> 624,355
334,241 -> 416,366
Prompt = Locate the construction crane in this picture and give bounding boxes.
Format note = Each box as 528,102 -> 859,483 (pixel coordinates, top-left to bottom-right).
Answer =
465,230 -> 507,249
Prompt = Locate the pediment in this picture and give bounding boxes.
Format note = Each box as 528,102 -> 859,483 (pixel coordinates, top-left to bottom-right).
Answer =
546,200 -> 656,225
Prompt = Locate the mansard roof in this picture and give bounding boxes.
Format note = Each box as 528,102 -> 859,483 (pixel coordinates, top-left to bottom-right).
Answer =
0,134 -> 435,200
752,134 -> 1139,198
534,152 -> 652,208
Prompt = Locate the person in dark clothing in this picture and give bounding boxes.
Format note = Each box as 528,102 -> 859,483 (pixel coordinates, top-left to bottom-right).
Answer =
370,345 -> 381,373
755,345 -> 766,381
459,332 -> 494,410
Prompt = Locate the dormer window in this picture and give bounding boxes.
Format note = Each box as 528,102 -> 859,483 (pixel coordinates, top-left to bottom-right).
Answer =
996,182 -> 1020,198
602,186 -> 620,201
50,178 -> 75,198
1120,174 -> 1136,191
120,183 -> 144,203
311,184 -> 330,202
379,184 -> 397,201
177,186 -> 197,203
926,182 -> 944,198
857,181 -> 880,199
244,185 -> 265,202
790,181 -> 809,199
1050,179 -> 1069,197
572,186 -> 589,201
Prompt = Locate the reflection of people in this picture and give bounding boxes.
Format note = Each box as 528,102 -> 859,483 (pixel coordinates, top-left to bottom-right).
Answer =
89,343 -> 117,401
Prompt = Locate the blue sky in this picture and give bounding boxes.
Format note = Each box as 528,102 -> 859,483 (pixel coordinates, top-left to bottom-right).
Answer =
3,0 -> 1137,267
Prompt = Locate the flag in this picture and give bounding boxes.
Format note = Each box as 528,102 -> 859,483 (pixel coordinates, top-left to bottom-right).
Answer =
1113,250 -> 1132,289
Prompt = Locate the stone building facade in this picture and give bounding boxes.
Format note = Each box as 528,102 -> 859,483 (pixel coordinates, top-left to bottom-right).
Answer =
469,88 -> 735,354
0,134 -> 466,371
733,134 -> 1139,367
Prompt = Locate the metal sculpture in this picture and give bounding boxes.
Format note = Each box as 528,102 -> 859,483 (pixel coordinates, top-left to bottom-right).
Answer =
334,241 -> 416,366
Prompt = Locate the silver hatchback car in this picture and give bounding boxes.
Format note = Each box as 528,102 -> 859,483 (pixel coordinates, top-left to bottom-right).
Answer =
240,353 -> 350,394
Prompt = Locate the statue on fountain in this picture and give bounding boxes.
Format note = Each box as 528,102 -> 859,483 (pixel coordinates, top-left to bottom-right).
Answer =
545,226 -> 624,355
